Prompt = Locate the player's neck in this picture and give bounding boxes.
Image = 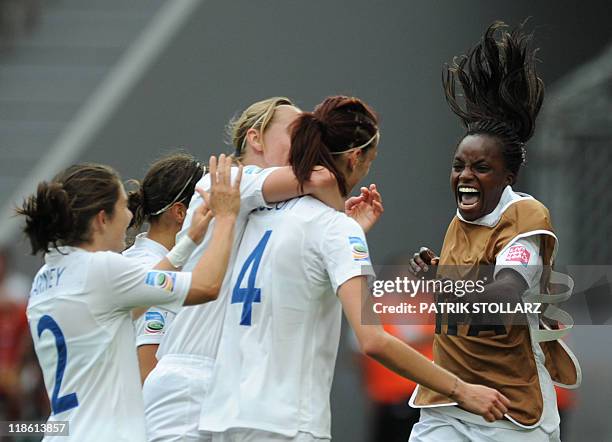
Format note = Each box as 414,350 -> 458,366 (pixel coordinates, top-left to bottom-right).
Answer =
240,150 -> 267,169
76,238 -> 116,253
147,224 -> 177,252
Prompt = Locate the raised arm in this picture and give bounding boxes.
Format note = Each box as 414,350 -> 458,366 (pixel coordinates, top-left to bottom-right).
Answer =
150,191 -> 214,273
131,155 -> 238,323
338,276 -> 510,422
180,154 -> 241,305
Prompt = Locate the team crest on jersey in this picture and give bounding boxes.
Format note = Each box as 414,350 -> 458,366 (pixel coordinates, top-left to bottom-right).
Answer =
506,245 -> 531,266
145,271 -> 176,293
144,311 -> 165,335
349,236 -> 370,262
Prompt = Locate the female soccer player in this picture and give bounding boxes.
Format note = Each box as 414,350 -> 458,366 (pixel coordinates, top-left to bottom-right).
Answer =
143,97 -> 358,441
199,95 -> 510,442
123,153 -> 207,383
407,22 -> 580,442
17,156 -> 240,441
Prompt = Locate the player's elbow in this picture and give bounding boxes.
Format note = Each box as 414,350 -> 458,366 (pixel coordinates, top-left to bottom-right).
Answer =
185,282 -> 221,305
359,331 -> 389,359
200,281 -> 222,301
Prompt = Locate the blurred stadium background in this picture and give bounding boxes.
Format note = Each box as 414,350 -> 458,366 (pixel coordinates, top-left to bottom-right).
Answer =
1,1 -> 610,440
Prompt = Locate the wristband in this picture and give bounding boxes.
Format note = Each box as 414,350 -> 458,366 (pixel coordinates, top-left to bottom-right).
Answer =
166,235 -> 197,268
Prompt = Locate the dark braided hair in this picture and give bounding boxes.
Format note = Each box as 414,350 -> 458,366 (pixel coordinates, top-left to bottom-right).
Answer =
443,21 -> 544,178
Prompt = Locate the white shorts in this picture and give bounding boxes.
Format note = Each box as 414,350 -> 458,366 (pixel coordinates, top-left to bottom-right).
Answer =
143,354 -> 214,442
210,429 -> 328,442
409,409 -> 561,442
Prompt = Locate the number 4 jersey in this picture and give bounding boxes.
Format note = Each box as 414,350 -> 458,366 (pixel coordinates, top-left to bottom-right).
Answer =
27,247 -> 191,441
199,196 -> 375,439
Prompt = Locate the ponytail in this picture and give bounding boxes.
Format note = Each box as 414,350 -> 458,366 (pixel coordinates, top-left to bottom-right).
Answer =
289,96 -> 379,197
126,180 -> 146,229
16,163 -> 121,255
18,182 -> 75,255
290,114 -> 349,196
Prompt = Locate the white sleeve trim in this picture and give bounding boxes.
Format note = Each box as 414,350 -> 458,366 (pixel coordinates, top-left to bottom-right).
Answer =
241,166 -> 281,211
318,216 -> 376,294
136,335 -> 164,347
332,268 -> 376,296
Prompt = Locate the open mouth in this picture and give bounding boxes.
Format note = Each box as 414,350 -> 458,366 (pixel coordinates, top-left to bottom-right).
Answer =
457,186 -> 480,210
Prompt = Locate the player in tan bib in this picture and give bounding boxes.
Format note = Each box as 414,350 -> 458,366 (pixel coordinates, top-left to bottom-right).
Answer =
408,22 -> 580,442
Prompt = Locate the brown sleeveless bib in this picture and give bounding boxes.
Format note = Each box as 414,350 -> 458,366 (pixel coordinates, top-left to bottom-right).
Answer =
413,199 -> 579,426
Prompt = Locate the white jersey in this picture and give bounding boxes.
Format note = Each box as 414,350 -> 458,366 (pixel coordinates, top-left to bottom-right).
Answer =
157,165 -> 279,359
199,196 -> 375,439
27,247 -> 191,441
123,233 -> 175,347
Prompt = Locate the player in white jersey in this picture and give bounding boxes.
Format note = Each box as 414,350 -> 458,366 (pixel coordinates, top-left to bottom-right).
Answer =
200,95 -> 511,441
123,153 -> 207,383
17,157 -> 241,441
143,97 -> 352,442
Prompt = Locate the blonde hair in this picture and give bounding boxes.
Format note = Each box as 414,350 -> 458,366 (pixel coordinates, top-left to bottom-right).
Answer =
227,97 -> 295,162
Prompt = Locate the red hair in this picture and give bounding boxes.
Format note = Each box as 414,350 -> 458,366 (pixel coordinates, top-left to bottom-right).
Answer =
289,96 -> 378,196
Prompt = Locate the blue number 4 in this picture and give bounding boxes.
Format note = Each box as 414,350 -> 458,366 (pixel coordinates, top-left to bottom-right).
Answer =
232,230 -> 272,326
37,315 -> 79,414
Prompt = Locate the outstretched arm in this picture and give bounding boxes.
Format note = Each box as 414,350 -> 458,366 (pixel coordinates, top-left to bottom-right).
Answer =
338,276 -> 510,422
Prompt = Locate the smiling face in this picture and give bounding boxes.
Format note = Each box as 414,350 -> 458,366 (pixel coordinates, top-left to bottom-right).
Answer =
451,134 -> 514,221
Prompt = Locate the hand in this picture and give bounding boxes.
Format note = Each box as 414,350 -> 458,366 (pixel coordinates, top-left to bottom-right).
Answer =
308,166 -> 344,211
345,184 -> 384,233
409,247 -> 439,278
203,154 -> 242,219
187,187 -> 214,244
452,380 -> 510,422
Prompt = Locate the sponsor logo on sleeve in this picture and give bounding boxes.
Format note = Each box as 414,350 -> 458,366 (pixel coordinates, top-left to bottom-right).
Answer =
145,271 -> 176,293
144,311 -> 165,335
349,236 -> 370,262
505,245 -> 531,266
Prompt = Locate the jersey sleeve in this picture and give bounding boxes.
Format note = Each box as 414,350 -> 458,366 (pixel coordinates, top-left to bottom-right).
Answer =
180,166 -> 280,234
134,307 -> 176,347
239,165 -> 281,212
101,252 -> 191,313
494,236 -> 543,289
319,215 -> 376,294
121,248 -> 162,268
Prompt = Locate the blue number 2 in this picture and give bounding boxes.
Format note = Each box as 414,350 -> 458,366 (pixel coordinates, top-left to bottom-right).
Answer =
232,230 -> 272,326
37,315 -> 79,414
